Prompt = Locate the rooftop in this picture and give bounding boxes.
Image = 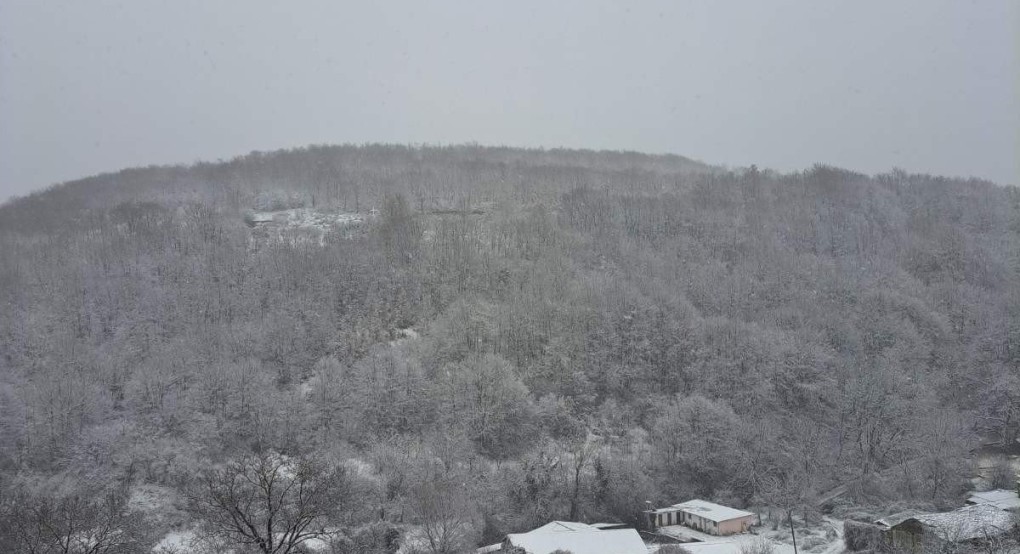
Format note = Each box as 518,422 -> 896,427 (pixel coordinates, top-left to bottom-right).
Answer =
528,521 -> 599,533
506,528 -> 646,554
899,504 -> 1014,542
874,511 -> 919,528
967,489 -> 1020,511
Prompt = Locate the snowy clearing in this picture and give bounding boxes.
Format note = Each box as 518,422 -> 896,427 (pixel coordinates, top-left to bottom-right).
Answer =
153,528 -> 198,552
249,208 -> 368,231
654,518 -> 844,554
649,531 -> 796,554
389,327 -> 420,347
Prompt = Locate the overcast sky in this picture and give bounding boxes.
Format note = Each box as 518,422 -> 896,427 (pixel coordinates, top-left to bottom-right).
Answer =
1,0 -> 1017,200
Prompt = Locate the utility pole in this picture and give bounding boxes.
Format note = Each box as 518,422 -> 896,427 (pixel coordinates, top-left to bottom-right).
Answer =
787,509 -> 798,554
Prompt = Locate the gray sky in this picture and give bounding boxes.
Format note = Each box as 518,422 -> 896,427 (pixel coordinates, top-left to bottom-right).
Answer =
1,0 -> 1017,200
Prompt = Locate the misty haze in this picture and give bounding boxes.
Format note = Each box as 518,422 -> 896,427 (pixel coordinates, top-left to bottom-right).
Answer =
0,2 -> 1018,554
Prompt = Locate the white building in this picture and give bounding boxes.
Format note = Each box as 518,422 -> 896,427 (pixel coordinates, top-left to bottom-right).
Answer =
478,520 -> 646,554
645,499 -> 757,535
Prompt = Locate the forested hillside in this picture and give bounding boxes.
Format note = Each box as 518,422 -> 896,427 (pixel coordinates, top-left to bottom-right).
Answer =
1,144 -> 1017,553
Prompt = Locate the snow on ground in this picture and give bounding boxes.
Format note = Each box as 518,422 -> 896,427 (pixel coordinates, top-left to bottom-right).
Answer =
250,208 -> 367,231
649,530 -> 796,554
302,536 -> 331,552
247,208 -> 372,246
344,457 -> 380,481
153,526 -> 344,553
395,525 -> 427,554
818,516 -> 846,554
153,528 -> 198,553
293,528 -> 344,552
656,525 -> 726,543
128,484 -> 178,513
298,375 -> 319,398
967,488 -> 1020,510
389,327 -> 420,347
759,519 -> 843,554
654,522 -> 843,554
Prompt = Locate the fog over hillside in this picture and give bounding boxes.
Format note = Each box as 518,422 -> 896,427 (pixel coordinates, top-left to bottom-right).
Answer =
0,144 -> 1017,552
2,0 -> 1017,200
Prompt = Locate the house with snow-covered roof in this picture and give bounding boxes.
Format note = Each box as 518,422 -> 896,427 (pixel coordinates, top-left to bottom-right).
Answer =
477,520 -> 646,554
503,528 -> 646,554
886,504 -> 1013,551
526,521 -> 599,533
644,499 -> 757,535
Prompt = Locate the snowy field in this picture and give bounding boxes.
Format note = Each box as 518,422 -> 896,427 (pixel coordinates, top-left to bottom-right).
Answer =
246,208 -> 374,246
249,208 -> 369,230
153,528 -> 198,552
652,520 -> 845,554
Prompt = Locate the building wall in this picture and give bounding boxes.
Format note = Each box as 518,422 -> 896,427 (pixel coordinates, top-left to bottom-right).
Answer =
654,509 -> 681,528
679,512 -> 754,535
680,513 -> 717,535
501,538 -> 527,554
886,521 -> 924,554
648,509 -> 754,536
717,516 -> 754,535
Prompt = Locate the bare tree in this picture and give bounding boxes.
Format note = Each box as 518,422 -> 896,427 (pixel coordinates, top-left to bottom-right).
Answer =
0,485 -> 153,554
408,477 -> 476,554
913,410 -> 974,501
568,431 -> 601,521
189,452 -> 351,554
758,470 -> 816,554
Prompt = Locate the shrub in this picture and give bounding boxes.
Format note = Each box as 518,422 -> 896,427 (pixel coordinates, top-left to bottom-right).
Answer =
799,535 -> 827,552
656,545 -> 693,554
988,459 -> 1017,490
738,537 -> 775,554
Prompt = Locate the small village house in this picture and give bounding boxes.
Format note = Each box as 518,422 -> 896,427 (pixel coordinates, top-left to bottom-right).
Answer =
478,520 -> 646,554
644,499 -> 756,536
885,504 -> 1013,553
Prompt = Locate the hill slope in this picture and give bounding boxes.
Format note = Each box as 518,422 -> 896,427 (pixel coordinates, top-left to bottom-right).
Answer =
0,144 -> 1017,551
